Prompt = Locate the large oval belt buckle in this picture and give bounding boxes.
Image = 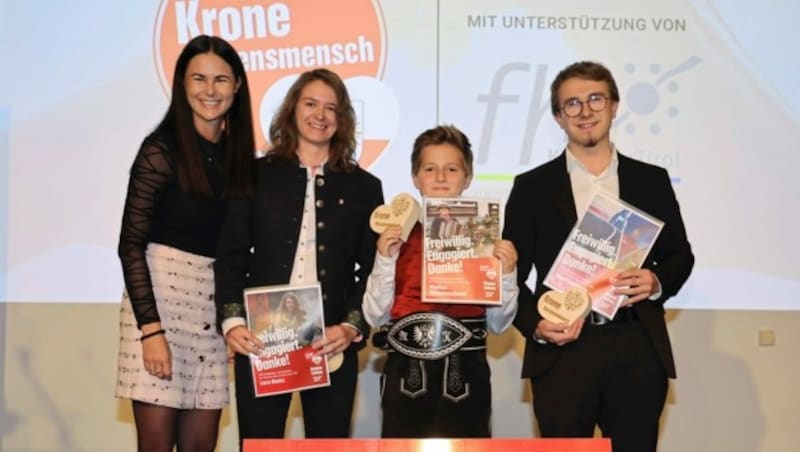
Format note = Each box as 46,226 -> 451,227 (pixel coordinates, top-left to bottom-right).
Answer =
387,312 -> 473,360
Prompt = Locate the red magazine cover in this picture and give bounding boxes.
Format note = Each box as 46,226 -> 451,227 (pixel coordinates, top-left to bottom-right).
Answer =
544,192 -> 664,319
243,283 -> 330,397
421,198 -> 503,305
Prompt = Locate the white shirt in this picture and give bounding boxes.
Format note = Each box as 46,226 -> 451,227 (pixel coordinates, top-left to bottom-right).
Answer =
565,145 -> 620,217
289,165 -> 322,285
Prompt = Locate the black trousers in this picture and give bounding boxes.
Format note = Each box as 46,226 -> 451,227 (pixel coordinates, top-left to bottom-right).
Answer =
531,322 -> 668,452
233,348 -> 358,449
380,350 -> 491,438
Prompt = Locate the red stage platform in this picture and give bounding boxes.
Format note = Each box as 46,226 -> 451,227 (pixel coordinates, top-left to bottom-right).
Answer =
244,438 -> 611,452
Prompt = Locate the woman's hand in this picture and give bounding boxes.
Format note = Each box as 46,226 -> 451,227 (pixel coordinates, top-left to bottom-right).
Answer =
312,324 -> 359,357
141,323 -> 172,380
225,325 -> 265,356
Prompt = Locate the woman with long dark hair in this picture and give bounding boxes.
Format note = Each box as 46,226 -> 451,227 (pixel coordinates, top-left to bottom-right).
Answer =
115,34 -> 255,451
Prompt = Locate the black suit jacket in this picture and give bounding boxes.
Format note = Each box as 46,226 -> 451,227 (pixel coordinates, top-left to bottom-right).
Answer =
503,151 -> 693,378
214,154 -> 384,346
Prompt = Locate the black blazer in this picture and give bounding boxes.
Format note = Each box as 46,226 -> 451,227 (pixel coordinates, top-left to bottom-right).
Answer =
214,154 -> 384,345
503,151 -> 693,378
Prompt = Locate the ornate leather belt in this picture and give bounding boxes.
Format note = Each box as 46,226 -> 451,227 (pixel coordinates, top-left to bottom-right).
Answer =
373,312 -> 487,360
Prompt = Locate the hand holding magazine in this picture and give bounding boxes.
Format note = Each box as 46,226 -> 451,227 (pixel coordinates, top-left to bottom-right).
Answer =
543,192 -> 664,319
421,197 -> 503,305
244,283 -> 332,397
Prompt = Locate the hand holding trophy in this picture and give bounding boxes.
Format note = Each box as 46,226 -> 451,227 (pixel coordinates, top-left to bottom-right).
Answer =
369,193 -> 421,241
537,287 -> 592,325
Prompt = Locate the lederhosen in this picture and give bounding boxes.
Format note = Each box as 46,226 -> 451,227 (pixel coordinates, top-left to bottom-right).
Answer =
372,225 -> 492,438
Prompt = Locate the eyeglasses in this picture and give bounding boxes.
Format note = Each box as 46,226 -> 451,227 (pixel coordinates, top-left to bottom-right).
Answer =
561,94 -> 609,118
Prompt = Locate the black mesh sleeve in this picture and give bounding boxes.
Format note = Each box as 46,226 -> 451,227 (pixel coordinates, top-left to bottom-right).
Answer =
117,140 -> 175,328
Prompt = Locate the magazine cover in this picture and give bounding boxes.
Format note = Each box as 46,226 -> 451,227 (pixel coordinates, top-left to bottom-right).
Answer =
243,283 -> 330,397
421,197 -> 503,305
544,192 -> 665,319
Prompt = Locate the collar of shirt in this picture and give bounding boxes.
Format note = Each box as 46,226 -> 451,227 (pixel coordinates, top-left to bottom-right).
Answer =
566,144 -> 621,217
565,143 -> 619,178
298,157 -> 327,177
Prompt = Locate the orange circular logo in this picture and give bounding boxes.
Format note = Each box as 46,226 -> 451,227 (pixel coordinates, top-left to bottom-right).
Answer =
154,0 -> 395,167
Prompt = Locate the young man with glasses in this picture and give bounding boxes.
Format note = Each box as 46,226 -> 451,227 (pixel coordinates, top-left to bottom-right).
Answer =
503,61 -> 694,452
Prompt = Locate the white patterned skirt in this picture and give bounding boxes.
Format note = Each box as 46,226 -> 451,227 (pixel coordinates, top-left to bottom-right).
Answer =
115,243 -> 229,409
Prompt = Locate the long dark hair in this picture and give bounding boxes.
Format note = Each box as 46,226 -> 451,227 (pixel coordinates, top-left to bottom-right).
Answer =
153,34 -> 254,195
268,68 -> 358,172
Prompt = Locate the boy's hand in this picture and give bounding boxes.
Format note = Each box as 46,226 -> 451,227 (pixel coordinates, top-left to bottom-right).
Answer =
377,225 -> 404,257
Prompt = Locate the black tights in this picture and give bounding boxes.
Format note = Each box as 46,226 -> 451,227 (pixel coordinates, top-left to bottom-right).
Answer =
132,401 -> 221,452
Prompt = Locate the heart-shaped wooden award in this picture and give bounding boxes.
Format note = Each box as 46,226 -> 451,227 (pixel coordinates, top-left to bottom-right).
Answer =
328,352 -> 343,372
537,287 -> 591,325
369,193 -> 421,241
